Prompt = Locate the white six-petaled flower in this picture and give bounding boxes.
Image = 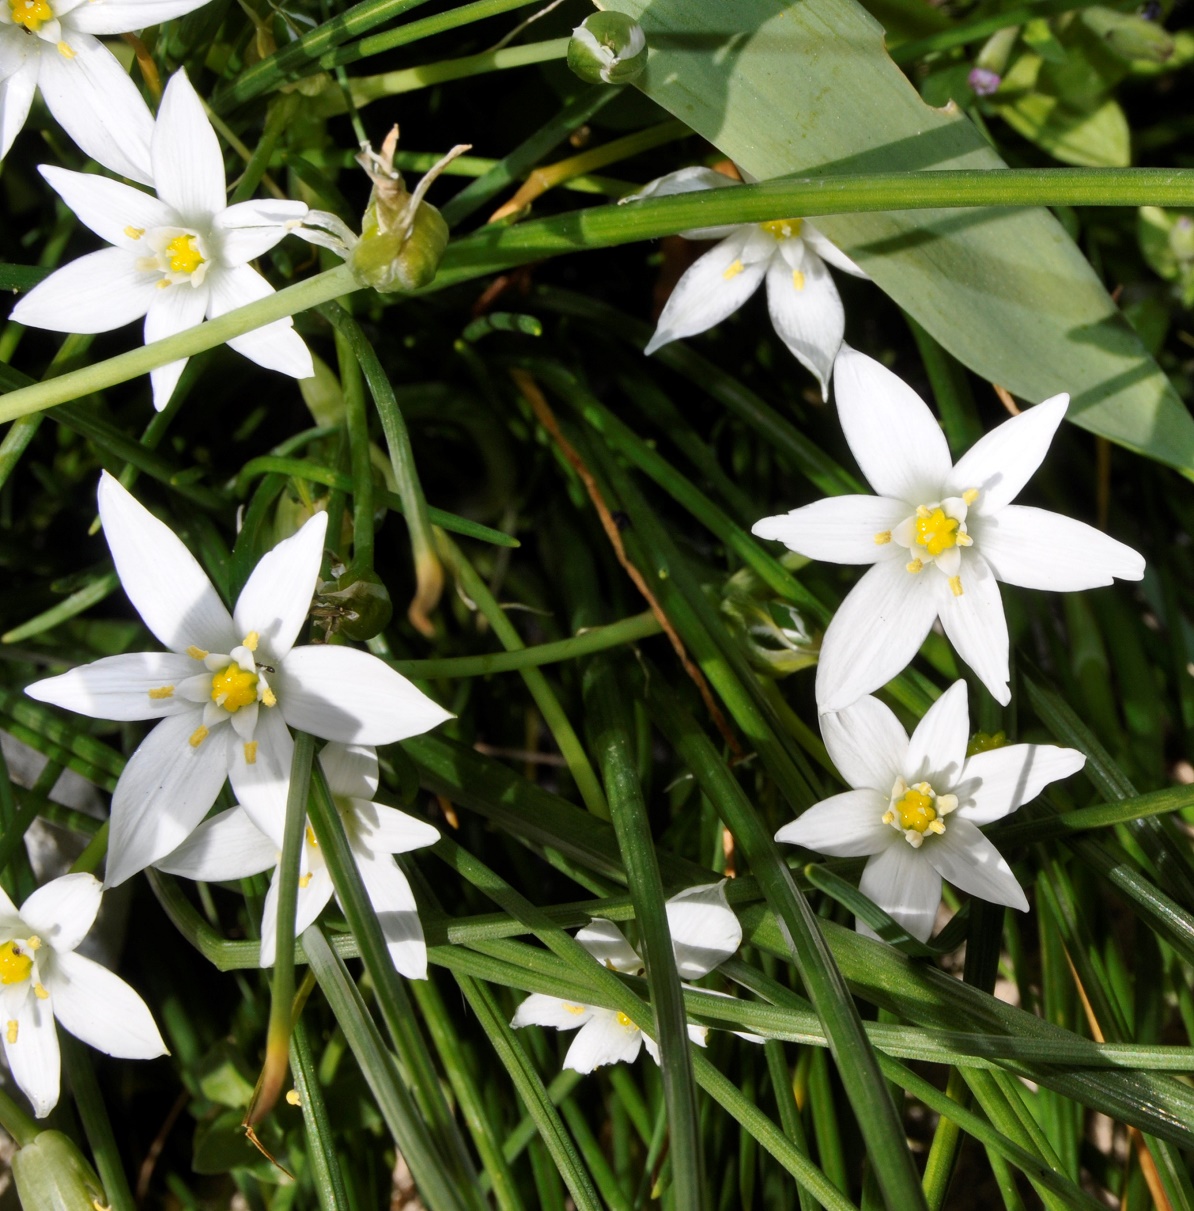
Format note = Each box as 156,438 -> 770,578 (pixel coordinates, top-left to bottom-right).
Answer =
776,681 -> 1085,942
511,882 -> 743,1074
753,347 -> 1146,712
158,741 -> 440,977
0,873 -> 166,1117
622,167 -> 868,398
26,473 -> 452,887
12,68 -> 314,410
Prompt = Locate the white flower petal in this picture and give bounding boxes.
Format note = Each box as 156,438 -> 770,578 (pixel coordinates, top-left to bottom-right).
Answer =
858,843 -> 942,943
277,646 -> 452,745
937,555 -> 1010,706
207,264 -> 314,379
946,395 -> 1068,513
104,712 -> 231,887
622,166 -> 741,238
38,166 -> 172,250
350,849 -> 427,979
97,472 -> 235,654
563,1011 -> 643,1073
260,862 -> 333,967
974,505 -> 1144,590
833,346 -> 953,502
764,252 -> 844,400
350,800 -> 439,856
11,247 -> 157,334
18,873 -> 101,954
214,199 -> 308,265
802,223 -> 870,279
775,789 -> 893,857
820,695 -> 908,793
958,744 -> 1086,826
924,818 -> 1028,912
904,680 -> 970,789
69,0 -> 221,35
752,495 -> 909,565
665,881 -> 741,980
4,992 -> 60,1118
233,509 -> 327,660
144,281 -> 208,411
815,559 -> 942,713
511,993 -> 593,1031
151,68 -> 224,222
0,56 -> 38,163
318,741 -> 378,798
576,919 -> 642,974
227,705 -> 293,847
37,35 -> 153,185
155,807 -> 278,880
24,651 -> 196,722
644,231 -> 768,355
44,950 -> 166,1058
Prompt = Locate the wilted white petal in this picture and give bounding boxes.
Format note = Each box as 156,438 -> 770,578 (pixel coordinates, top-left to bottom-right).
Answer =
665,882 -> 741,979
4,992 -> 60,1118
973,506 -> 1145,590
858,844 -> 942,943
350,849 -> 427,979
18,873 -> 102,955
645,231 -> 768,354
318,741 -> 378,799
144,279 -> 208,411
97,472 -> 235,654
752,495 -> 908,565
563,1011 -> 643,1073
45,951 -> 166,1058
833,345 -> 953,502
227,705 -> 293,847
25,652 -> 196,722
820,696 -> 908,792
923,818 -> 1029,912
511,994 -> 593,1031
775,790 -> 892,857
233,510 -> 327,660
207,264 -> 313,379
958,744 -> 1086,826
946,395 -> 1068,513
277,646 -> 452,745
576,919 -> 642,974
903,680 -> 970,789
802,223 -> 869,279
12,247 -> 157,334
0,56 -> 38,163
351,801 -> 439,856
764,252 -> 844,400
38,166 -> 171,249
937,556 -> 1010,706
151,68 -> 225,222
815,559 -> 942,713
155,807 -> 278,880
215,199 -> 308,264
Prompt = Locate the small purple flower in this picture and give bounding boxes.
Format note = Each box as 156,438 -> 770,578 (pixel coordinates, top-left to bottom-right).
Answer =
968,67 -> 1001,97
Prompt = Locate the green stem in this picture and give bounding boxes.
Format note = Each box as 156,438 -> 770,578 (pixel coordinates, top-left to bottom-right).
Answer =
335,324 -> 375,574
0,1085 -> 39,1146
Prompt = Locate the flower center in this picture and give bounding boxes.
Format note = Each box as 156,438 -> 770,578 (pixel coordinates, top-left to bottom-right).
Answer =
879,489 -> 979,596
210,663 -> 259,713
915,506 -> 959,557
882,778 -> 957,848
0,941 -> 32,985
9,0 -> 51,32
760,218 -> 803,240
165,234 -> 204,276
133,227 -> 211,287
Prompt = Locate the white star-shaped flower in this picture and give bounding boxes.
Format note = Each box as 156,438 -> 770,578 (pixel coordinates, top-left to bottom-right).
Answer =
0,873 -> 166,1117
11,68 -> 314,411
25,473 -> 452,887
510,882 -> 743,1073
776,681 -> 1086,943
753,347 -> 1146,712
158,741 -> 440,977
622,167 -> 868,398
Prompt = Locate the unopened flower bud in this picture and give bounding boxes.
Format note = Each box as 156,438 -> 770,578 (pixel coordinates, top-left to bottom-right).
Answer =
313,572 -> 394,642
12,1131 -> 108,1211
1082,5 -> 1174,62
567,13 -> 647,84
720,588 -> 818,677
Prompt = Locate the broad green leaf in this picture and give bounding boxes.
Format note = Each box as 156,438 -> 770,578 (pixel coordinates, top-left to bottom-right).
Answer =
595,0 -> 1194,476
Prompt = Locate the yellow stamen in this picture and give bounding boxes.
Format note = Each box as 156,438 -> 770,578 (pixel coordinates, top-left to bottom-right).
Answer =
187,646 -> 208,660
563,1003 -> 587,1016
124,226 -> 144,240
956,533 -> 973,547
261,687 -> 277,707
915,506 -> 960,557
210,663 -> 258,713
949,575 -> 964,597
286,1090 -> 302,1106
760,218 -> 803,240
56,40 -> 74,57
242,631 -> 259,652
0,942 -> 32,985
906,559 -> 923,574
243,741 -> 258,765
26,937 -> 40,952
893,786 -> 937,833
9,0 -> 52,32
298,873 -> 312,888
791,269 -> 805,291
962,488 -> 980,506
189,725 -> 209,748
305,825 -> 318,848
148,685 -> 174,700
6,1020 -> 17,1044
155,280 -> 171,290
874,530 -> 891,545
722,259 -> 745,280
615,1011 -> 635,1029
165,233 -> 204,276
33,983 -> 48,1000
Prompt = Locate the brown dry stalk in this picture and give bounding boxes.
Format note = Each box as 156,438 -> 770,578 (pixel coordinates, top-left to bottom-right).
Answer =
992,383 -> 1021,416
509,367 -> 743,758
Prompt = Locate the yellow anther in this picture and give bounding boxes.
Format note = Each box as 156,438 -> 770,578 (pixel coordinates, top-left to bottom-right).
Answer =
874,530 -> 891,545
962,488 -> 980,506
926,819 -> 946,835
722,259 -> 745,280
33,983 -> 48,1000
6,1021 -> 17,1044
242,631 -> 259,652
0,942 -> 32,986
949,576 -> 964,597
148,685 -> 174,700
124,226 -> 144,240
286,1090 -> 302,1106
261,687 -> 277,707
906,559 -> 923,574
915,506 -> 960,557
305,825 -> 318,848
893,786 -> 937,833
243,741 -> 258,765
956,533 -> 973,547
563,1003 -> 587,1016
187,646 -> 208,660
56,40 -> 74,57
210,663 -> 258,713
615,1011 -> 635,1029
298,873 -> 312,888
165,233 -> 204,276
791,269 -> 805,291
8,0 -> 50,30
760,218 -> 803,240
155,280 -> 171,290
26,937 -> 40,952
189,725 -> 209,748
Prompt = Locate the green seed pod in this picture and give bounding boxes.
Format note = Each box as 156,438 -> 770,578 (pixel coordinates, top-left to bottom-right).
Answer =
313,572 -> 394,642
567,12 -> 647,84
12,1131 -> 108,1211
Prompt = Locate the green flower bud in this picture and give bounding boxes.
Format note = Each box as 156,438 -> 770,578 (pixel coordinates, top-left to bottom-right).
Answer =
12,1131 -> 108,1211
1082,5 -> 1174,62
567,12 -> 647,84
313,572 -> 394,642
721,588 -> 818,677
